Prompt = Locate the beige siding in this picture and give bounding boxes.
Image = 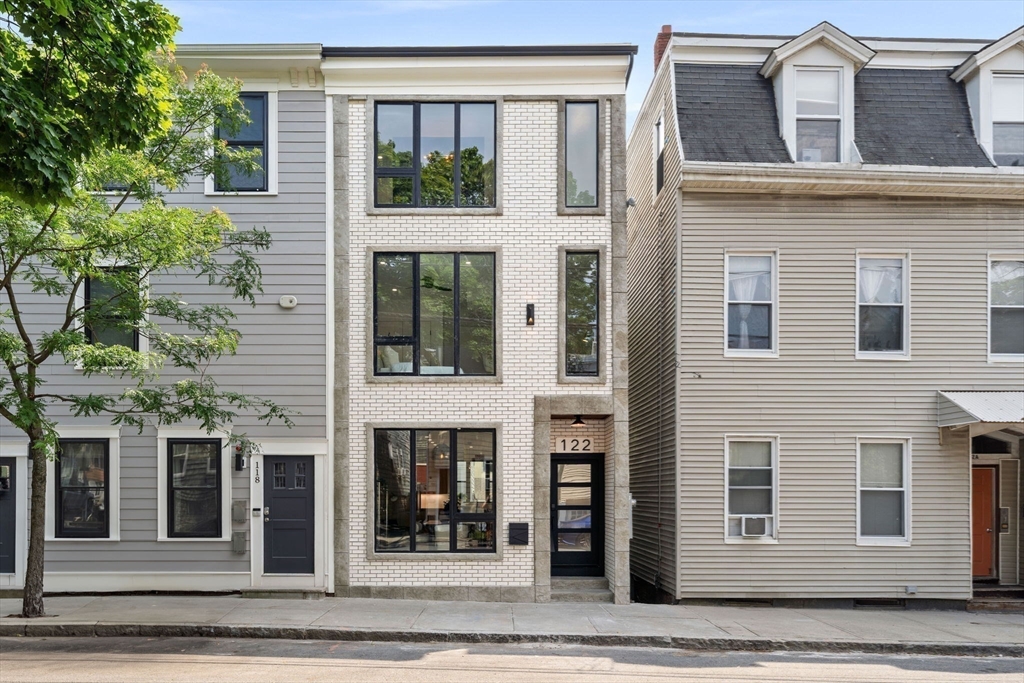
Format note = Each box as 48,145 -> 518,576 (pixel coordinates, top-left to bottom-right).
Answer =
625,62 -> 680,595
999,458 -> 1020,585
675,193 -> 1024,600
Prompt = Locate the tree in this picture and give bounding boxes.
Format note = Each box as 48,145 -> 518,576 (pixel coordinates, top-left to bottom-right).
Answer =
0,50 -> 292,616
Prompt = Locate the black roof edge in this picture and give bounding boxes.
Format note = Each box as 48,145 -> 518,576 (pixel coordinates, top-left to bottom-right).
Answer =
672,31 -> 993,43
321,45 -> 638,58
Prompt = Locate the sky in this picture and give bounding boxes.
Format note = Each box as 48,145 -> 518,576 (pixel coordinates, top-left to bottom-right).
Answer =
164,0 -> 1024,130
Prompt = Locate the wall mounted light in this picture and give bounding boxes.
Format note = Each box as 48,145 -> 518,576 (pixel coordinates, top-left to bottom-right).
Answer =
571,415 -> 586,427
526,303 -> 535,326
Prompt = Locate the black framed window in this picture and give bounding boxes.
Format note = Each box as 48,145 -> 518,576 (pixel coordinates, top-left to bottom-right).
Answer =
374,102 -> 496,207
374,428 -> 496,553
565,251 -> 599,376
168,439 -> 222,538
56,439 -> 110,538
565,101 -> 599,207
84,267 -> 140,351
215,92 -> 268,192
374,252 -> 495,376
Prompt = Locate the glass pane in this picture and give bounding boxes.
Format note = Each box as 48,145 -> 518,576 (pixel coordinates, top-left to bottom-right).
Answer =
861,490 -> 904,536
419,254 -> 456,374
565,102 -> 598,207
87,272 -> 138,349
557,532 -> 591,551
557,509 -> 592,529
459,103 -> 496,206
557,486 -> 591,506
728,488 -> 772,515
859,259 -> 903,304
991,308 -> 1024,355
420,104 -> 455,206
456,431 -> 494,514
60,488 -> 106,535
295,462 -> 306,490
91,325 -> 135,348
796,120 -> 839,162
729,441 -> 771,468
728,303 -> 771,350
273,462 -> 286,489
796,70 -> 840,116
232,94 -> 266,142
216,145 -> 265,191
415,430 -> 450,552
375,254 -> 414,338
566,252 -> 599,375
171,442 -> 218,489
557,464 -> 591,484
728,256 -> 772,302
376,344 -> 414,373
728,469 -> 772,487
171,488 -> 219,536
376,176 -> 413,205
991,261 -> 1024,306
456,522 -> 494,550
994,124 -> 1024,167
861,442 -> 903,488
992,76 -> 1024,122
859,305 -> 903,352
59,442 -> 107,487
374,430 -> 411,551
458,254 -> 495,374
376,104 -> 414,168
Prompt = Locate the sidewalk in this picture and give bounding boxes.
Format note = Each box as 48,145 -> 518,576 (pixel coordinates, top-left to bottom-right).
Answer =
1,595 -> 1022,657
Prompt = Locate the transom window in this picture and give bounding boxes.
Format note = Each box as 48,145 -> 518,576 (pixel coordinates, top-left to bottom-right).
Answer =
726,253 -> 776,354
56,440 -> 110,539
84,267 -> 140,351
992,75 -> 1024,167
565,251 -> 600,376
725,438 -> 777,539
795,68 -> 841,162
373,252 -> 495,376
167,439 -> 222,538
374,428 -> 496,553
565,102 -> 599,207
374,102 -> 496,208
857,256 -> 908,357
215,92 -> 268,192
990,259 -> 1024,357
858,440 -> 910,543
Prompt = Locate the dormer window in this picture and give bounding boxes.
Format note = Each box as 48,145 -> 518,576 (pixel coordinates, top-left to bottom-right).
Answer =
992,74 -> 1024,167
795,68 -> 841,162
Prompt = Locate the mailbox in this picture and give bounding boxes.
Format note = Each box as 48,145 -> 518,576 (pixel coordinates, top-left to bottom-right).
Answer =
508,522 -> 529,546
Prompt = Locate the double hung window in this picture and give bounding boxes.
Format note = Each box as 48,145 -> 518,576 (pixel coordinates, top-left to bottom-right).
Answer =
374,428 -> 496,553
858,440 -> 910,543
992,75 -> 1024,167
56,440 -> 110,539
725,438 -> 777,539
857,256 -> 908,356
565,252 -> 600,376
726,253 -> 775,354
167,439 -> 222,538
990,258 -> 1024,358
84,268 -> 140,351
565,102 -> 599,207
374,252 -> 495,376
215,92 -> 268,192
374,102 -> 496,207
795,69 -> 841,162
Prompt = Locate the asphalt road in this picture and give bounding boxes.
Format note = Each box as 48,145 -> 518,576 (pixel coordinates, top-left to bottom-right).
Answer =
0,637 -> 1021,682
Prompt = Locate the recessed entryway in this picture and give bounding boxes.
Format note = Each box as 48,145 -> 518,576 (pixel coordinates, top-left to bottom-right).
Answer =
971,466 -> 998,579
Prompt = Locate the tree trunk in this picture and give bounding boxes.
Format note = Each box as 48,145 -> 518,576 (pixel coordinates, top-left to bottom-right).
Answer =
22,428 -> 47,618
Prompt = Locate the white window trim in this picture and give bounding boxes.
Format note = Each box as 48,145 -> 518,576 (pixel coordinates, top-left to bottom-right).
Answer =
723,434 -> 780,544
45,426 -> 121,542
73,266 -> 151,371
988,252 -> 1024,363
987,73 -> 1024,165
204,87 -> 279,197
855,251 -> 911,360
856,437 -> 912,546
157,427 -> 232,542
724,250 -> 780,358
794,67 -> 844,163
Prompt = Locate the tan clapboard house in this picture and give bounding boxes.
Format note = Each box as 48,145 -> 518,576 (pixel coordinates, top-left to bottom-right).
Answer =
626,22 -> 1024,606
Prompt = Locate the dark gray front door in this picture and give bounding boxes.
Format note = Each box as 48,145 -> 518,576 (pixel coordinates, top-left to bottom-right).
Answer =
0,458 -> 16,574
263,456 -> 314,574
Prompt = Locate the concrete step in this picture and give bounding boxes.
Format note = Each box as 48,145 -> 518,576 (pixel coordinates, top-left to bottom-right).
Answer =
967,598 -> 1024,613
240,587 -> 326,601
550,587 -> 615,603
551,577 -> 608,590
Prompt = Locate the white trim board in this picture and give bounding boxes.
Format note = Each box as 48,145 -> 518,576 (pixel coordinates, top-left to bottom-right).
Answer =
43,571 -> 250,593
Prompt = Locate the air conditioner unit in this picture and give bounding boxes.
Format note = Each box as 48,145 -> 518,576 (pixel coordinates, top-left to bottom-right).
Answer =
741,516 -> 768,537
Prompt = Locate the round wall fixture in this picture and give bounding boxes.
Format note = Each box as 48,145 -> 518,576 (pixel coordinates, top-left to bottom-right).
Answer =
278,295 -> 298,309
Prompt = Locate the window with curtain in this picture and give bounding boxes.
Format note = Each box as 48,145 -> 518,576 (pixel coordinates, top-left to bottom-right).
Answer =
858,256 -> 906,354
990,259 -> 1024,357
858,441 -> 908,541
726,439 -> 776,539
56,440 -> 110,538
795,68 -> 841,162
727,254 -> 774,352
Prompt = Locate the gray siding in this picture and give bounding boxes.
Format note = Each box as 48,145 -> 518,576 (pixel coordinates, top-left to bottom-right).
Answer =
674,194 -> 1023,600
999,457 -> 1019,585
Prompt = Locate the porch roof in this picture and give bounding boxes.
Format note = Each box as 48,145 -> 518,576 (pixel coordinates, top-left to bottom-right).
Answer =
938,391 -> 1024,436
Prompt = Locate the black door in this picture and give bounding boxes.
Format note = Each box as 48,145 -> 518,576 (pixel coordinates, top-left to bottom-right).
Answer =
551,453 -> 604,577
264,456 -> 315,574
0,458 -> 16,574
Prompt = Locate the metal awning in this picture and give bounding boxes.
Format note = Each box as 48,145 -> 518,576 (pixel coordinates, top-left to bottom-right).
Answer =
938,391 -> 1024,436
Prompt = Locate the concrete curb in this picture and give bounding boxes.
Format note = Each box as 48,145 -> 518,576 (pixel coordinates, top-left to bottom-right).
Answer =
1,621 -> 1021,657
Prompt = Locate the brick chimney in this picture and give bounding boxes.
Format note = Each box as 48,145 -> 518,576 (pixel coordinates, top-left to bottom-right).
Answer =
654,24 -> 672,72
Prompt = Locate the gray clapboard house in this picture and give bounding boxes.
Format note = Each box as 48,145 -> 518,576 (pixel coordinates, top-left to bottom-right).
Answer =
626,22 -> 1024,606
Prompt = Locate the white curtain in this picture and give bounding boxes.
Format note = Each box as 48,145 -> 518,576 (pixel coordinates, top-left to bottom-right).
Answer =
859,259 -> 902,304
729,257 -> 770,348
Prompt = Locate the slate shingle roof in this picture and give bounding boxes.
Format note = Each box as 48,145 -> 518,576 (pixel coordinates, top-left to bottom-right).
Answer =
674,64 -> 994,167
854,69 -> 993,167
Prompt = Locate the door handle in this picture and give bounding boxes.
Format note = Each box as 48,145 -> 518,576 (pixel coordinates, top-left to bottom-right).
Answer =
986,528 -> 993,533
264,506 -> 270,522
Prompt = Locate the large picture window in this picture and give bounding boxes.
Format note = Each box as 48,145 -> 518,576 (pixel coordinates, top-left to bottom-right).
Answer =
726,253 -> 775,354
565,251 -> 599,376
56,440 -> 109,538
990,258 -> 1024,358
167,439 -> 222,538
858,255 -> 908,357
374,429 -> 496,553
84,268 -> 140,351
374,102 -> 496,208
858,440 -> 910,543
374,252 -> 495,376
214,92 -> 268,192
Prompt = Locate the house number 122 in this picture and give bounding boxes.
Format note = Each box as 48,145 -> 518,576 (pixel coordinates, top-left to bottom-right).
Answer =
558,438 -> 592,452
